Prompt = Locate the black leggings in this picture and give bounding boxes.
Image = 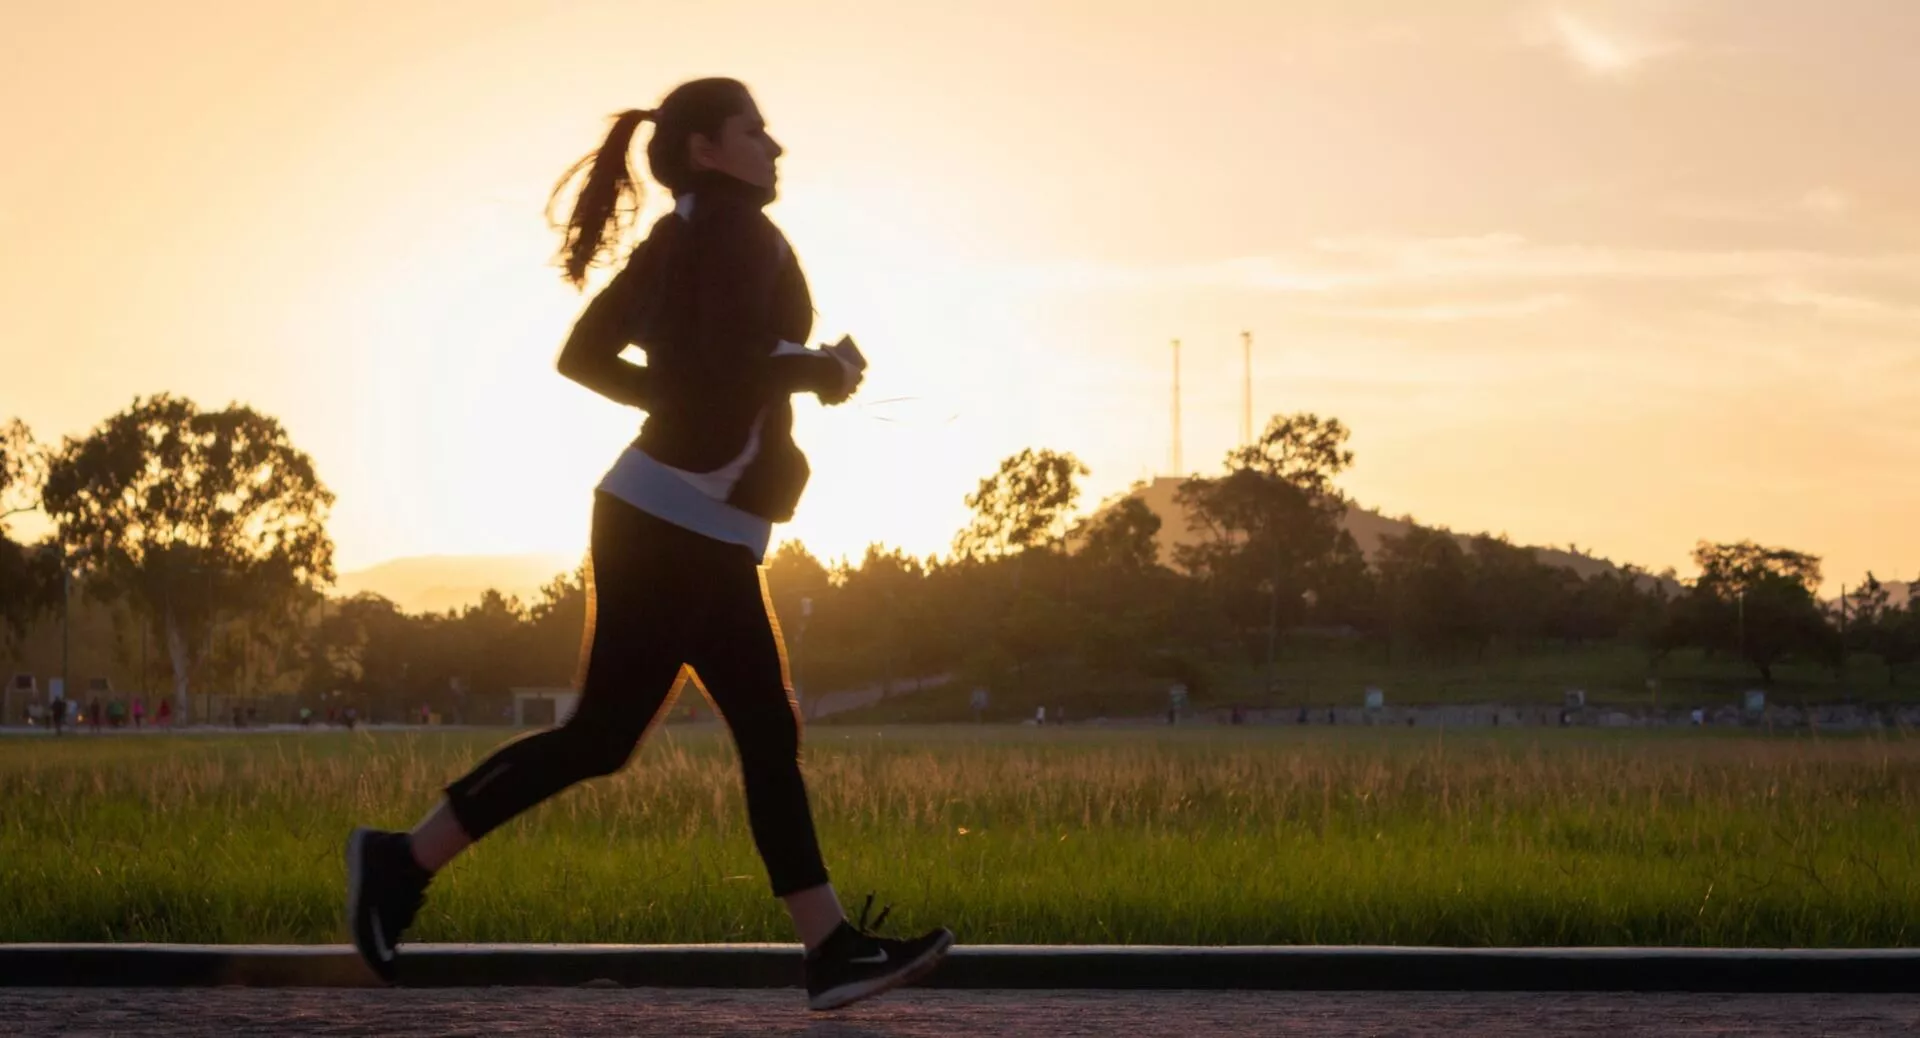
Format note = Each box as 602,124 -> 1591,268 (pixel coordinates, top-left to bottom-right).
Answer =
443,493 -> 829,897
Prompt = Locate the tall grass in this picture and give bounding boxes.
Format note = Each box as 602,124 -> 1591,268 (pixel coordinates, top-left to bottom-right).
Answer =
2,727 -> 1916,946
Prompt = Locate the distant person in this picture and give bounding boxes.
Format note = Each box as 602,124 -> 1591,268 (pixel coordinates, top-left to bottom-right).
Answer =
344,79 -> 949,1011
49,697 -> 65,736
89,697 -> 103,733
156,697 -> 172,728
131,696 -> 145,730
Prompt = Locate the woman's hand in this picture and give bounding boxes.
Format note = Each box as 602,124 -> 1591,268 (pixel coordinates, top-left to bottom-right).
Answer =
817,335 -> 868,405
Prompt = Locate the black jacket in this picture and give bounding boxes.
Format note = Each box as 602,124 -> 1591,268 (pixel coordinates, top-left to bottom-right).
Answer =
557,170 -> 844,522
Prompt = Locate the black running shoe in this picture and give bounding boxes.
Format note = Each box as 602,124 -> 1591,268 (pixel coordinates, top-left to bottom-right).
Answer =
805,894 -> 955,1011
346,827 -> 432,984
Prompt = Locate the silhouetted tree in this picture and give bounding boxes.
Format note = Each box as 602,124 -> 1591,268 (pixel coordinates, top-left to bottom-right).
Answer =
954,449 -> 1088,559
1661,540 -> 1838,683
1227,412 -> 1354,498
1846,573 -> 1920,686
1072,495 -> 1162,575
1374,526 -> 1477,657
0,419 -> 60,645
41,395 -> 335,723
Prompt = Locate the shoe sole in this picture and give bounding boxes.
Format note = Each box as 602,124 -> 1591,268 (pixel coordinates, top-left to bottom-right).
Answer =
345,827 -> 396,985
808,930 -> 955,1011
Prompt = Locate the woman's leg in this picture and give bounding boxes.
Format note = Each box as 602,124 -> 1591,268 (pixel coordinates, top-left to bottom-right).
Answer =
685,549 -> 844,949
422,496 -> 696,869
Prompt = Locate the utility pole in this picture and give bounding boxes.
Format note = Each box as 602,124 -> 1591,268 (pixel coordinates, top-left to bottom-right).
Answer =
59,542 -> 70,722
1265,566 -> 1280,699
1839,583 -> 1849,676
1170,338 -> 1183,476
1738,588 -> 1747,665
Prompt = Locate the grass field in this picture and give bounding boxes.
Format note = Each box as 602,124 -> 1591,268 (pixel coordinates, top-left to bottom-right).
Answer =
3,726 -> 1917,947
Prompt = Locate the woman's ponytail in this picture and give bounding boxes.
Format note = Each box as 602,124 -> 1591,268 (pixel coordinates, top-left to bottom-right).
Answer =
548,108 -> 654,289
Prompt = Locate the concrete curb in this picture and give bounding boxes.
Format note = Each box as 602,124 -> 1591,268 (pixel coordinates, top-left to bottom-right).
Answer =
2,944 -> 1916,993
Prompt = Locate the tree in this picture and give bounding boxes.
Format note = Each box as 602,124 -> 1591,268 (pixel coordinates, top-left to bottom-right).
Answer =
40,395 -> 336,724
1072,495 -> 1162,575
0,418 -> 46,528
526,563 -> 590,685
1466,534 -> 1562,652
1228,413 -> 1354,498
954,449 -> 1089,559
1847,573 -> 1920,686
834,544 -> 929,692
1663,540 -> 1836,683
0,419 -> 59,644
1374,526 -> 1477,657
1694,540 -> 1823,596
1175,465 -> 1346,666
1174,412 -> 1359,671
765,540 -> 831,646
455,589 -> 536,708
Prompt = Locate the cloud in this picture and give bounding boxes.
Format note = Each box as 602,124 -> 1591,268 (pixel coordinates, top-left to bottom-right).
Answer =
1283,293 -> 1576,323
1538,8 -> 1682,78
1302,234 -> 1920,285
1725,281 -> 1920,327
1801,187 -> 1854,217
1000,235 -> 1920,301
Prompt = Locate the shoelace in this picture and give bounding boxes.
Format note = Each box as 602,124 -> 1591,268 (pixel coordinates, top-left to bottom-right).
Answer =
853,891 -> 893,935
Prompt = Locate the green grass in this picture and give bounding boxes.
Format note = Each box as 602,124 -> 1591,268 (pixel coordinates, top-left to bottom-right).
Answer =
3,727 -> 1918,947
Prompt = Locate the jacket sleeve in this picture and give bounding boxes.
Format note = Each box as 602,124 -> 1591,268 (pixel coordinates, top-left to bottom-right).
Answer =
690,206 -> 846,399
554,250 -> 656,409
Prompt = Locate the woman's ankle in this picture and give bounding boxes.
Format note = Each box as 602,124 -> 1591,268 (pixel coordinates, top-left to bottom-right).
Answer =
407,800 -> 473,873
782,883 -> 847,952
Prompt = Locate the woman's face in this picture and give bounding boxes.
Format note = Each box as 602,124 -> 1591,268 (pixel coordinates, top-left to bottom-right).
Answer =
690,95 -> 784,192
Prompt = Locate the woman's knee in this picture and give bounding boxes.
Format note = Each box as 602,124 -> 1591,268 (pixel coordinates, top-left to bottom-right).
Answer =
557,715 -> 641,777
732,705 -> 802,764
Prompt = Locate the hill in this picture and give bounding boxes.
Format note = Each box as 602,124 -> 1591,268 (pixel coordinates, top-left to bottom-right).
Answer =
334,553 -> 576,615
1124,476 -> 1672,589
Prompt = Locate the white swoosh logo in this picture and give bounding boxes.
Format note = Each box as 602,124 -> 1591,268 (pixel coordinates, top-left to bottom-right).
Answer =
850,949 -> 889,965
371,910 -> 394,961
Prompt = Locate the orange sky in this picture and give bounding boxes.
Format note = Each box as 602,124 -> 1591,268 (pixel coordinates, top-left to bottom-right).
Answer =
4,1 -> 1917,588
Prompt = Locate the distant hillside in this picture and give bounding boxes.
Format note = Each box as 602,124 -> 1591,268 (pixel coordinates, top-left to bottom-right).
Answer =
334,553 -> 577,615
1124,476 -> 1674,590
1850,580 -> 1917,610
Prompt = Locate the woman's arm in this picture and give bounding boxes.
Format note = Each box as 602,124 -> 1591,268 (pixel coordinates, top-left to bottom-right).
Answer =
690,205 -> 850,401
555,253 -> 656,409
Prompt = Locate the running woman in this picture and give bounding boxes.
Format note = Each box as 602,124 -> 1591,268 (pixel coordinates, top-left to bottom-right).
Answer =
345,78 -> 953,1011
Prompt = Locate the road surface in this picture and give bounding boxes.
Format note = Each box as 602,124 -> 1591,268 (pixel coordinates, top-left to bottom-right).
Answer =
4,988 -> 1914,1036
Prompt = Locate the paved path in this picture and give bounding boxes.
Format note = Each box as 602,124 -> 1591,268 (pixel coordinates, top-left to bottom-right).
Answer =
4,988 -> 1915,1036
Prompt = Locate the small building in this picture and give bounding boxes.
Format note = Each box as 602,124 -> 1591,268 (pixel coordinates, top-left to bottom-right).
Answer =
510,687 -> 579,727
5,674 -> 37,725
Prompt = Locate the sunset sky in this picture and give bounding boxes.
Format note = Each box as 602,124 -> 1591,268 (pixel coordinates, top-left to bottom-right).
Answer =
4,1 -> 1917,589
